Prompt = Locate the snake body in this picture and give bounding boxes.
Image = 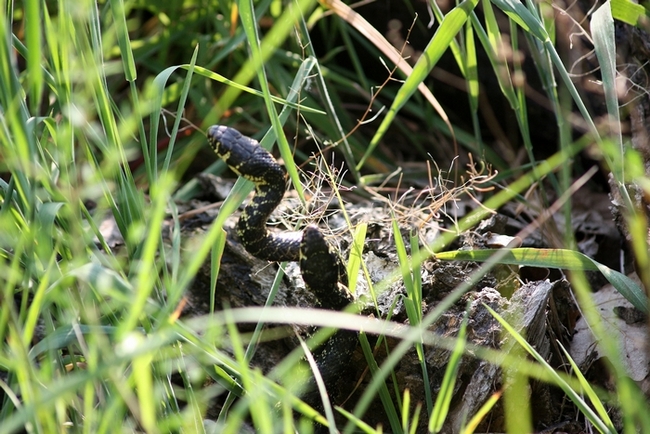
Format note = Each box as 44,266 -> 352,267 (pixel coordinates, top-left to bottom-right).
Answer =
206,125 -> 355,393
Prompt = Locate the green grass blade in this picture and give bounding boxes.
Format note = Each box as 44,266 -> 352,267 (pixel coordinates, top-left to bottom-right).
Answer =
429,307 -> 468,432
490,0 -> 599,140
182,65 -> 324,115
557,342 -> 615,429
347,222 -> 367,294
489,0 -> 545,38
210,228 -> 228,315
24,0 -> 43,113
358,0 -> 480,170
203,0 -> 314,124
130,333 -> 157,433
237,0 -> 312,203
464,22 -> 482,154
611,0 -> 649,26
435,247 -> 648,312
591,2 -> 623,167
336,406 -> 378,433
108,0 -> 137,82
161,45 -> 199,174
461,390 -> 501,433
295,13 -> 360,182
120,174 -> 176,334
485,305 -> 616,434
355,331 -> 401,434
393,219 -> 413,293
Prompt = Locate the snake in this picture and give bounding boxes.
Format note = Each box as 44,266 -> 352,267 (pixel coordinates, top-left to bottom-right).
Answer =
206,125 -> 356,398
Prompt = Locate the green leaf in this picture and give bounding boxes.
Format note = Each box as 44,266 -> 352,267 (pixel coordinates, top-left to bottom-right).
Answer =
359,0 -> 480,170
347,222 -> 367,294
109,0 -> 137,82
429,308 -> 468,432
591,1 -> 623,159
485,305 -> 616,434
611,0 -> 649,26
436,248 -> 648,312
557,342 -> 615,429
489,0 -> 548,40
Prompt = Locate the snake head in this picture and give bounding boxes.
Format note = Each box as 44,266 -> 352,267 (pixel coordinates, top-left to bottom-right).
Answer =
206,124 -> 285,184
207,125 -> 241,157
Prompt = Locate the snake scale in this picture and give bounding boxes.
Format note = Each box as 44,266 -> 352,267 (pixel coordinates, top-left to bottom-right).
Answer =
206,125 -> 356,398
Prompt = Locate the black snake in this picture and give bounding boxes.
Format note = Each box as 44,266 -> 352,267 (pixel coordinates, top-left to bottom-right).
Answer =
206,125 -> 356,397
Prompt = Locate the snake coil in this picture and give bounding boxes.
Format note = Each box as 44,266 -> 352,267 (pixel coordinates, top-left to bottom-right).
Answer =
207,125 -> 355,394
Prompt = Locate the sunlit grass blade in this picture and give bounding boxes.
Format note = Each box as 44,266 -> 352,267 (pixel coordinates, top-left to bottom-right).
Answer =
460,390 -> 501,434
591,2 -> 622,161
428,307 -> 468,432
358,0 -> 480,171
393,219 -> 413,295
557,342 -> 615,429
336,406 -> 379,433
238,0 -> 310,203
161,46 -> 199,175
120,174 -> 176,334
154,64 -> 324,122
464,22 -> 482,155
484,305 -> 616,434
435,248 -> 648,312
24,0 -> 43,113
130,333 -> 157,432
347,222 -> 367,294
219,261 -> 289,418
611,0 -> 649,26
401,389 -> 422,434
109,0 -> 137,82
210,228 -> 228,315
503,315 -> 532,432
203,0 -> 318,125
394,227 -> 432,414
320,0 -> 454,173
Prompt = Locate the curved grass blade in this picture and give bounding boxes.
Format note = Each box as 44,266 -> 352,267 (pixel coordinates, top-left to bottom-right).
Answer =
485,305 -> 616,434
490,0 -> 599,139
435,248 -> 648,313
358,0 -> 480,171
203,0 -> 319,125
320,0 -> 454,173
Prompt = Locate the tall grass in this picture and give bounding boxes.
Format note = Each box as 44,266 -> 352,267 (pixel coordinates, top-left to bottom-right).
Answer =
2,0 -> 649,433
